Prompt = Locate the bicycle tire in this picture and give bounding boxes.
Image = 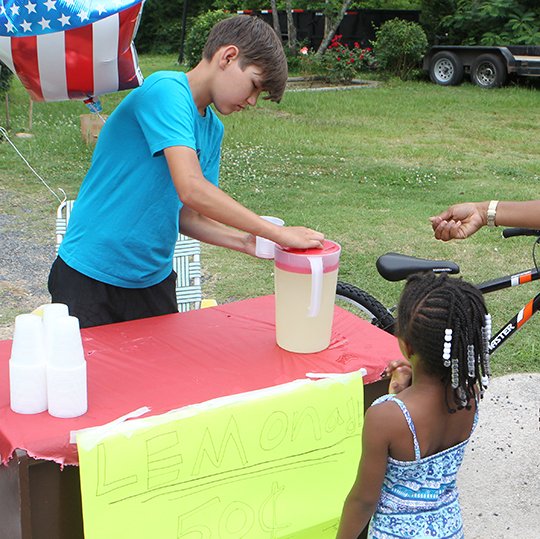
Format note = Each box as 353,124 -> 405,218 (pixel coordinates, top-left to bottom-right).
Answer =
336,281 -> 396,335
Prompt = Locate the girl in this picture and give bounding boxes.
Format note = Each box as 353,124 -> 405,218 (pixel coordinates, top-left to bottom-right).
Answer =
336,272 -> 491,539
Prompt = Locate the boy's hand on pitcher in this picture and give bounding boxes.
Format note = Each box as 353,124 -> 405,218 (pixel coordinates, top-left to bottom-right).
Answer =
277,226 -> 324,250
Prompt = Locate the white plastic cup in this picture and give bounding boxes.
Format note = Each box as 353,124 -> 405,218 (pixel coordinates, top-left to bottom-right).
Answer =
42,303 -> 69,362
255,216 -> 285,259
10,362 -> 48,414
47,315 -> 85,367
10,313 -> 45,365
9,314 -> 48,414
42,303 -> 69,323
47,362 -> 88,418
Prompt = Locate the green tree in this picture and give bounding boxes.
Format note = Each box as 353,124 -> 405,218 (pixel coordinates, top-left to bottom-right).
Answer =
420,0 -> 456,44
441,0 -> 540,45
136,0 -> 184,53
0,61 -> 13,129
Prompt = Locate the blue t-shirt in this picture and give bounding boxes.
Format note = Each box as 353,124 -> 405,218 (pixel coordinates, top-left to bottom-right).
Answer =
59,71 -> 224,288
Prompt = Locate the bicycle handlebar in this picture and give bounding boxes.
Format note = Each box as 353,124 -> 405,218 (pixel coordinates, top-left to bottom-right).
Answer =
502,228 -> 540,238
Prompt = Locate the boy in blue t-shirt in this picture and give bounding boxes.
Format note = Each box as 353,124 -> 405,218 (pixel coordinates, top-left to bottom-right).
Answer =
49,15 -> 324,327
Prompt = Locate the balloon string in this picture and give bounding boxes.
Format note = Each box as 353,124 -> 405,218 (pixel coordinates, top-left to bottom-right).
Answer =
0,126 -> 65,204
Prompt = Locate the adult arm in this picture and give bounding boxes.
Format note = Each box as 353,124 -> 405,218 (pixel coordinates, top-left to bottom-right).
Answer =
336,405 -> 390,539
165,145 -> 324,249
430,200 -> 540,241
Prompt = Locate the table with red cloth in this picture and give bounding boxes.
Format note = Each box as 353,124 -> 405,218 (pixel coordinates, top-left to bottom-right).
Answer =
0,296 -> 400,539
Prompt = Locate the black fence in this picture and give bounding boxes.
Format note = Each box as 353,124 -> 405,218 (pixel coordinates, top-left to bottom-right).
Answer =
238,9 -> 421,49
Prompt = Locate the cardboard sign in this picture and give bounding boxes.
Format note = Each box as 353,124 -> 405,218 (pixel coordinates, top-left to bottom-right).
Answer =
77,373 -> 364,538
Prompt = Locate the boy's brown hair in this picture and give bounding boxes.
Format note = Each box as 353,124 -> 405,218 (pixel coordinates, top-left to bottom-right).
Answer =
203,15 -> 287,103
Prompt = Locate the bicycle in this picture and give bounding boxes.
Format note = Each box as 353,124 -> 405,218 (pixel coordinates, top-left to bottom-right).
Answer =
335,228 -> 540,354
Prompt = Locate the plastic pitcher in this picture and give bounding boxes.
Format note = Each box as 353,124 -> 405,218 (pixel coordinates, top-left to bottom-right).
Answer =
274,240 -> 341,353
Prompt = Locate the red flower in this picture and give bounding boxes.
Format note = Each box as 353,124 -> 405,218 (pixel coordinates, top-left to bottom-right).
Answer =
354,42 -> 360,49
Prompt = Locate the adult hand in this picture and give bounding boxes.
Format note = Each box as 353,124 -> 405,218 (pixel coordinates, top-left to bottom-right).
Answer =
430,202 -> 486,241
382,359 -> 412,394
276,226 -> 325,250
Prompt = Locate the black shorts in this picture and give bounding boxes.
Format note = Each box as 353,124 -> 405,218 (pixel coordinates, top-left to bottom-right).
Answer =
48,257 -> 178,328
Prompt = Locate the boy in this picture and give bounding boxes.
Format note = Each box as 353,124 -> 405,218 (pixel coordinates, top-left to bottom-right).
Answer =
49,15 -> 324,327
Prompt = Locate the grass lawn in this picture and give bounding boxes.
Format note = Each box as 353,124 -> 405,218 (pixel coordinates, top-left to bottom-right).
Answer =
1,53 -> 539,375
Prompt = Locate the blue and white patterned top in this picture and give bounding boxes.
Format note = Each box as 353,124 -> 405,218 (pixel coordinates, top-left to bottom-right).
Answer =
368,394 -> 478,539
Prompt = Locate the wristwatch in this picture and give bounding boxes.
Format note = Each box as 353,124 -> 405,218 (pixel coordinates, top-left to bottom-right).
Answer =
487,200 -> 499,227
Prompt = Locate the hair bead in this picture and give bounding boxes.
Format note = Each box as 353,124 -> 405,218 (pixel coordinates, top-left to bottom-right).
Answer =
451,357 -> 459,389
467,345 -> 475,378
443,329 -> 452,367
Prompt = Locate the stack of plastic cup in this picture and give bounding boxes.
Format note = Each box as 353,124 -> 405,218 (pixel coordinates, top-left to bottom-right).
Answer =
46,315 -> 88,418
9,314 -> 48,414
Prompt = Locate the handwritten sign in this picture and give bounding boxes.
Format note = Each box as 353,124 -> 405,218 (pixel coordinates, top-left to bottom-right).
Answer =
77,373 -> 364,538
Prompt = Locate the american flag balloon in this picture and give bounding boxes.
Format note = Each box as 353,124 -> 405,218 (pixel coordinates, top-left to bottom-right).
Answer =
0,0 -> 144,102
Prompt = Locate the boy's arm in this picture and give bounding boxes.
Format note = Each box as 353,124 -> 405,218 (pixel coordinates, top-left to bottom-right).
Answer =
336,405 -> 390,539
164,146 -> 324,249
180,206 -> 256,256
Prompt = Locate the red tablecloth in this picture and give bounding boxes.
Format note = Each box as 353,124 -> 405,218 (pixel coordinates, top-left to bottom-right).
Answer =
0,296 -> 399,466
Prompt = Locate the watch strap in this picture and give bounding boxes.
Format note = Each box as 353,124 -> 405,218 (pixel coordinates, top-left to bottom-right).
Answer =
487,200 -> 499,227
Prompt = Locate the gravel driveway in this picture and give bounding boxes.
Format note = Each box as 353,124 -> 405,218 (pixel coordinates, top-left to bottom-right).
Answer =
0,189 -> 55,339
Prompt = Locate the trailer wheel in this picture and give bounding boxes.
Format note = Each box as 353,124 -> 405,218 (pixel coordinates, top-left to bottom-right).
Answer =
471,54 -> 507,88
429,51 -> 464,86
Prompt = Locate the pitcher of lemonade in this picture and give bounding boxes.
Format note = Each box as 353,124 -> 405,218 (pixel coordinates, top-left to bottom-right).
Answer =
274,240 -> 341,353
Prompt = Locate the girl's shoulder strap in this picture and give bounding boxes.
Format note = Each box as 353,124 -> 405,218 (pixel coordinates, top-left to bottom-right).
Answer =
370,393 -> 394,406
371,394 -> 421,460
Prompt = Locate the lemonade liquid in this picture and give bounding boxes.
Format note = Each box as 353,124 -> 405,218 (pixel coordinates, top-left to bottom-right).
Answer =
275,267 -> 339,353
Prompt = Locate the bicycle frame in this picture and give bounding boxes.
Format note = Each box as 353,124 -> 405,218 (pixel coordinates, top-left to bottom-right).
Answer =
476,267 -> 540,354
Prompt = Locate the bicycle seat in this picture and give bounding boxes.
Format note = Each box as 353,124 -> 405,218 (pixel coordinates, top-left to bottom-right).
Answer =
376,252 -> 460,282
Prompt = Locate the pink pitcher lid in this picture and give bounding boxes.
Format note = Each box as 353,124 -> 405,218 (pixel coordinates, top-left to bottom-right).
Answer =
279,240 -> 340,257
275,240 -> 341,274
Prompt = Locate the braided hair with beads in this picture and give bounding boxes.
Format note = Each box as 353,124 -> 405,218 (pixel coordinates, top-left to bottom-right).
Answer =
396,272 -> 491,412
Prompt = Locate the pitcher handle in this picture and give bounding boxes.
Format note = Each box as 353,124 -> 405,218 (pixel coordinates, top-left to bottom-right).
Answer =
307,256 -> 323,317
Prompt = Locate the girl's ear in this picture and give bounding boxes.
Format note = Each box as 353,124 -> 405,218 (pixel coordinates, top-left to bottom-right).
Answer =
398,338 -> 414,359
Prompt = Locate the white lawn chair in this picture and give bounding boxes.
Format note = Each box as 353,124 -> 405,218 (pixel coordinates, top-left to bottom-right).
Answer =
55,199 -> 205,312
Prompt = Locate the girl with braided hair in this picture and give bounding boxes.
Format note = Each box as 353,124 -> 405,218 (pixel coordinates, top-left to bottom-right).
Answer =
337,272 -> 491,539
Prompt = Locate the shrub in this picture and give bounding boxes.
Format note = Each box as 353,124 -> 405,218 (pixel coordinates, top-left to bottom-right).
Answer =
184,10 -> 232,68
297,37 -> 375,83
372,18 -> 428,80
321,35 -> 375,83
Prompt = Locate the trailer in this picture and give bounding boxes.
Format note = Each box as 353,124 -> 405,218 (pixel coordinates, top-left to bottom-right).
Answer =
423,45 -> 540,88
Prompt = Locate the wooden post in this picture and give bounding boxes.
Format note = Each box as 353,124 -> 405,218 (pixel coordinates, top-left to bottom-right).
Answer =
4,93 -> 10,130
79,114 -> 108,144
28,98 -> 32,131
